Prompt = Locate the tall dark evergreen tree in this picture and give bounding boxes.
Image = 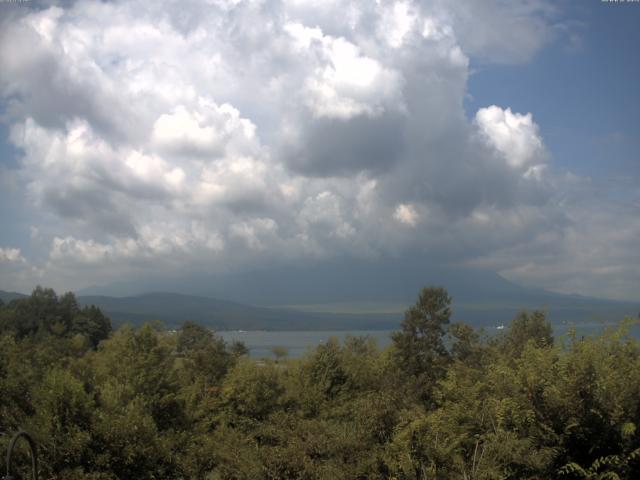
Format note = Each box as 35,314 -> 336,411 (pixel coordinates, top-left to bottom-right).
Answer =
392,286 -> 452,402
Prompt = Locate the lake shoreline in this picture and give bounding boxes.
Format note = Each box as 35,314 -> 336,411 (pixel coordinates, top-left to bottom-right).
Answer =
218,321 -> 640,358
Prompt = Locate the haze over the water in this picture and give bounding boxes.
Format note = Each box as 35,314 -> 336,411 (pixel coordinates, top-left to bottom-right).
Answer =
0,0 -> 638,301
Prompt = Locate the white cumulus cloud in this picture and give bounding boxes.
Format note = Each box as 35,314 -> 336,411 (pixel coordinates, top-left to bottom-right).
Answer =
393,204 -> 419,227
0,0 -> 634,300
475,105 -> 547,171
0,247 -> 25,264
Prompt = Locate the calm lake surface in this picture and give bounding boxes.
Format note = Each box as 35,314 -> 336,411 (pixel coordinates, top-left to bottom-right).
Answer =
219,323 -> 640,358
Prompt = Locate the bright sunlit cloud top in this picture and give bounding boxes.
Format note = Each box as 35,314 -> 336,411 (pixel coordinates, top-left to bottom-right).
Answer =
0,0 -> 638,300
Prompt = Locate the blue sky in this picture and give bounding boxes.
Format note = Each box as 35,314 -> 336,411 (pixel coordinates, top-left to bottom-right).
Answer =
467,1 -> 640,182
0,0 -> 638,300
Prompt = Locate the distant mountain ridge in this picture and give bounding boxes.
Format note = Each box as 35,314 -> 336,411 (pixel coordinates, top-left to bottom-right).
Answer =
4,257 -> 640,330
3,273 -> 639,331
76,292 -> 399,331
1,289 -> 399,330
76,258 -> 635,308
0,290 -> 27,303
74,258 -> 639,328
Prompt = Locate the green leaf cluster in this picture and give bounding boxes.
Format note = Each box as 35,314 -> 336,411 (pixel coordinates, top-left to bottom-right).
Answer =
1,286 -> 639,479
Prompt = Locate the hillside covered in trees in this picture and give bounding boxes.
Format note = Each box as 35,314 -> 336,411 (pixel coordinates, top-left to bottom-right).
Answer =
1,287 -> 640,479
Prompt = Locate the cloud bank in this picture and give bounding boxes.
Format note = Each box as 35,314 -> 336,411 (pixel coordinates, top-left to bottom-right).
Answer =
0,0 -> 637,300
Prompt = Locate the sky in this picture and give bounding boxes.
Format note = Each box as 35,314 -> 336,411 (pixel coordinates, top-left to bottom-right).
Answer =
0,0 -> 638,300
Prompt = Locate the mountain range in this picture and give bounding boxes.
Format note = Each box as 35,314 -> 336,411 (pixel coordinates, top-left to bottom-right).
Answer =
0,290 -> 398,331
2,260 -> 638,330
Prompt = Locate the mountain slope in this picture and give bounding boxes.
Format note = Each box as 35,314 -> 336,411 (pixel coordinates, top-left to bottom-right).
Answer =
75,289 -> 639,331
77,292 -> 399,330
78,259 -> 531,304
76,258 -> 640,327
0,290 -> 28,303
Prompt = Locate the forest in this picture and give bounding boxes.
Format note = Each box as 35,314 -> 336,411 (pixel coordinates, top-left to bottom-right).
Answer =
1,286 -> 639,479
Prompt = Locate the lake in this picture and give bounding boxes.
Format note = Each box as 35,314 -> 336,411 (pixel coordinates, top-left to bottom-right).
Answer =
219,322 -> 640,358
219,330 -> 394,358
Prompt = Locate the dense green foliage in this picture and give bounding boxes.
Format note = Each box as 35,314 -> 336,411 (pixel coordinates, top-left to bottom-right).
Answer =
1,286 -> 639,479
